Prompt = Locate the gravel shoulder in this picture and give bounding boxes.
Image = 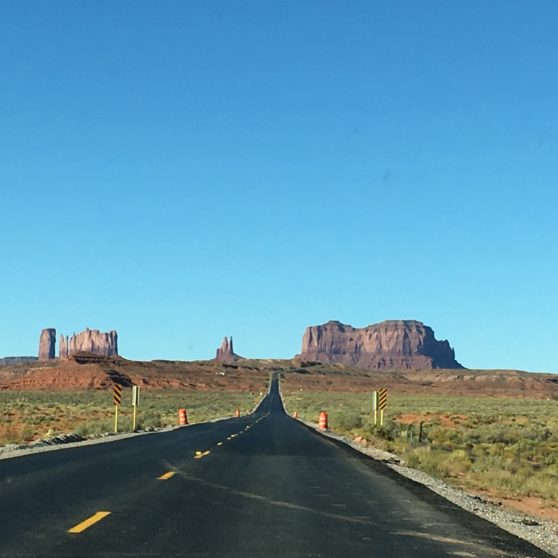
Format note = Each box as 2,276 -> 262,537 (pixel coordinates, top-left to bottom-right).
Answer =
3,392 -> 556,556
0,395 -> 267,462
299,419 -> 558,558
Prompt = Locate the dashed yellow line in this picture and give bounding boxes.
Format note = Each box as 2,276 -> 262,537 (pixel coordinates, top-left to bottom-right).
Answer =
196,423 -> 257,455
194,450 -> 211,459
68,511 -> 111,534
158,471 -> 175,480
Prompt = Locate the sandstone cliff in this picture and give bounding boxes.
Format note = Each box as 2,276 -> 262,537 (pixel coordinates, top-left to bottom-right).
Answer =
59,329 -> 118,358
300,320 -> 462,369
215,336 -> 240,362
38,328 -> 56,361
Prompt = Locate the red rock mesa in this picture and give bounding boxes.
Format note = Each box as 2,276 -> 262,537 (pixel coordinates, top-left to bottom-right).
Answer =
300,320 -> 462,369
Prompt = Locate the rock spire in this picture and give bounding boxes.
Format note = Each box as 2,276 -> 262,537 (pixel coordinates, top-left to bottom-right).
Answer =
215,336 -> 240,362
38,328 -> 56,361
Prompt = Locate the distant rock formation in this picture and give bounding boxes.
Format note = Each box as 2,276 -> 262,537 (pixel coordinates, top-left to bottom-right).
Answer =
38,328 -> 56,361
300,320 -> 462,369
0,356 -> 38,367
59,334 -> 68,359
59,329 -> 118,358
215,336 -> 240,362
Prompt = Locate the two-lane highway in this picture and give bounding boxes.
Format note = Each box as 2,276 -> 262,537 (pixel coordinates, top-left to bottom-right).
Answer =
0,376 -> 550,557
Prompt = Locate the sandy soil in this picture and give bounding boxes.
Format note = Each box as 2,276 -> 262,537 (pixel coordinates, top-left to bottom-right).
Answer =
0,354 -> 275,392
2,355 -> 557,399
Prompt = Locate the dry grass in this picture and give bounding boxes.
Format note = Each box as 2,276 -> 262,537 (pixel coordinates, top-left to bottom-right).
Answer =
281,382 -> 558,506
0,389 -> 264,444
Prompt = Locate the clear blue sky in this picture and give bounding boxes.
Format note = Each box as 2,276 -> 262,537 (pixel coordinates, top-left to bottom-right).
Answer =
1,1 -> 557,372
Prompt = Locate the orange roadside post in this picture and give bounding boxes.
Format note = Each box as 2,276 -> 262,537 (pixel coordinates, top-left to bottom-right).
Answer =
319,411 -> 328,430
178,408 -> 188,426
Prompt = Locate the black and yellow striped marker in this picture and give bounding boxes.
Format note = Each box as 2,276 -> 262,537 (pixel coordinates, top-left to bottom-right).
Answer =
113,384 -> 122,433
378,388 -> 387,410
378,388 -> 387,426
113,384 -> 122,406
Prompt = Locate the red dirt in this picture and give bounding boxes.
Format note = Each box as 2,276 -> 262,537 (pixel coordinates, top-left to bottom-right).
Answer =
0,353 -> 271,393
284,365 -> 558,398
467,488 -> 558,523
1,356 -> 557,399
394,412 -> 468,428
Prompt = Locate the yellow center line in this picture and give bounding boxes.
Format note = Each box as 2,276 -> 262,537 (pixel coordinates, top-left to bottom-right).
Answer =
158,471 -> 175,480
194,450 -> 211,459
68,511 -> 111,534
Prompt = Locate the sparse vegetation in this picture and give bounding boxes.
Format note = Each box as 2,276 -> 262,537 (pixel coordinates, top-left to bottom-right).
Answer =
0,389 -> 263,445
281,387 -> 558,507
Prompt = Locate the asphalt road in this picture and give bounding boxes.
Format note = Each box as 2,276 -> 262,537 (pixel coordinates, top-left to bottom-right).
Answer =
0,376 -> 550,558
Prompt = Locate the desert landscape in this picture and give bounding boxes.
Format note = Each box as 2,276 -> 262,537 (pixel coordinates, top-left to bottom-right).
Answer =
4,6 -> 556,555
1,320 -> 557,528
